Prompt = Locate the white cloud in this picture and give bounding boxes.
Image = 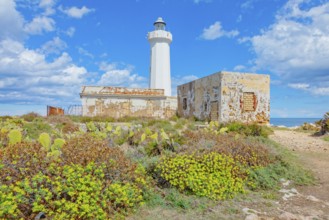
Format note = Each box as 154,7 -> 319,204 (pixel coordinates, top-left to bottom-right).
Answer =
24,16 -> 55,35
237,15 -> 242,23
288,83 -> 310,90
39,37 -> 67,55
59,5 -> 95,19
249,0 -> 329,96
0,0 -> 25,41
97,62 -> 147,88
241,0 -> 257,10
65,27 -> 75,37
288,83 -> 329,96
171,75 -> 199,96
78,47 -> 94,59
200,21 -> 239,40
39,0 -> 56,15
194,0 -> 212,3
0,39 -> 87,105
233,65 -> 246,71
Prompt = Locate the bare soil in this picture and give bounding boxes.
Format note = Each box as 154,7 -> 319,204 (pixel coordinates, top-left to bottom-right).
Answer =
129,130 -> 329,220
267,130 -> 329,220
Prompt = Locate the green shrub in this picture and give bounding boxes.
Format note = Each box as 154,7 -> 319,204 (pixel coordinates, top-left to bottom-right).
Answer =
319,112 -> 329,134
61,134 -> 151,187
0,142 -> 49,184
0,163 -> 144,219
182,131 -> 272,168
248,159 -> 313,190
21,112 -> 42,122
0,134 -> 151,219
247,139 -> 314,190
298,122 -> 319,132
23,120 -> 52,139
224,122 -> 273,138
46,115 -> 73,124
156,152 -> 246,200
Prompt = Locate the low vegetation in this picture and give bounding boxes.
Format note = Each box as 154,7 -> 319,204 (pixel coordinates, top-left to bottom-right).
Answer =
319,112 -> 329,135
0,115 -> 313,219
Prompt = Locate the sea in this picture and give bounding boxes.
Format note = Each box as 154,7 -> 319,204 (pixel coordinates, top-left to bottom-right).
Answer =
270,118 -> 321,128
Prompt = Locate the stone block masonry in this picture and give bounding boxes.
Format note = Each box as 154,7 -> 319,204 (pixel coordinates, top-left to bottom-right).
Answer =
80,86 -> 177,119
177,71 -> 270,124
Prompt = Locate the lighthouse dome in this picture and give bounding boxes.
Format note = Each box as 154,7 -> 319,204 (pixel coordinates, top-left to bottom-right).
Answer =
154,17 -> 166,25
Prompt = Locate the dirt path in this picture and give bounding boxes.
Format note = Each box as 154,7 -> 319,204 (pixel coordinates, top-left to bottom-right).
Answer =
268,130 -> 329,220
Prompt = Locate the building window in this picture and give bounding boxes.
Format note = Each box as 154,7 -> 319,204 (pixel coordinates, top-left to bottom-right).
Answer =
243,92 -> 256,112
183,98 -> 187,110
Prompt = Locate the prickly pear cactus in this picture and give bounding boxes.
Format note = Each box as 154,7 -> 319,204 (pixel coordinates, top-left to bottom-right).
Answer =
38,133 -> 51,150
8,129 -> 22,145
51,138 -> 65,151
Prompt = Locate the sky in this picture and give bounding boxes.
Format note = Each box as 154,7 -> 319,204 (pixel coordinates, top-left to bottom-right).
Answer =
0,0 -> 328,118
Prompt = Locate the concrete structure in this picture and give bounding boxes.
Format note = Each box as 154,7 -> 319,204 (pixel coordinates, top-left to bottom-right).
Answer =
177,71 -> 270,124
148,17 -> 172,96
80,86 -> 177,118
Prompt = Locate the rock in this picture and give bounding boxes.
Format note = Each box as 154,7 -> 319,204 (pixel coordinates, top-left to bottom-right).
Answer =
279,211 -> 299,220
306,195 -> 320,202
245,213 -> 259,220
242,208 -> 259,215
279,188 -> 299,200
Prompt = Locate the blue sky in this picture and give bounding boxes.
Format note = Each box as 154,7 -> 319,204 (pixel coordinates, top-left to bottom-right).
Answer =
0,0 -> 328,117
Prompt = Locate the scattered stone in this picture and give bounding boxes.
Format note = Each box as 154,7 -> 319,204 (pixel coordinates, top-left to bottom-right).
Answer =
242,208 -> 260,215
278,211 -> 299,220
306,195 -> 320,202
245,213 -> 259,220
281,179 -> 291,187
279,188 -> 299,200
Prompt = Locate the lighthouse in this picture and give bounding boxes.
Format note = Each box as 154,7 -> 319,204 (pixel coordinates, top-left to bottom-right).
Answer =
148,17 -> 172,96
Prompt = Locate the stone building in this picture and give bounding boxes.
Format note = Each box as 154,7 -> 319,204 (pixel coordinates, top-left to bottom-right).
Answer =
80,86 -> 177,118
177,71 -> 270,124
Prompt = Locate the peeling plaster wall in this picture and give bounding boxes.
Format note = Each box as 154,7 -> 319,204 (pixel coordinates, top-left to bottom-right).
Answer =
80,86 -> 177,119
177,71 -> 270,124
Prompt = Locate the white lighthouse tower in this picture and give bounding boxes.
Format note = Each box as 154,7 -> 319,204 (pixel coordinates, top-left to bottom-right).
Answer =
148,17 -> 172,96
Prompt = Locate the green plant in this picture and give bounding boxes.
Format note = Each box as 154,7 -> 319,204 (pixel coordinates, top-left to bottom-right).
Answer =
38,133 -> 51,150
156,152 -> 246,200
86,121 -> 98,132
247,139 -> 314,190
23,120 -> 52,139
8,129 -> 22,146
319,112 -> 329,135
21,112 -> 42,122
221,122 -> 273,138
182,131 -> 272,168
0,142 -> 49,184
0,163 -> 144,219
47,138 -> 65,158
0,132 -> 152,219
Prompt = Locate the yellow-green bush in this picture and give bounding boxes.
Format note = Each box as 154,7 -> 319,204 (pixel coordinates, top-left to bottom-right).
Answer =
156,152 -> 246,200
0,162 -> 144,219
0,134 -> 152,219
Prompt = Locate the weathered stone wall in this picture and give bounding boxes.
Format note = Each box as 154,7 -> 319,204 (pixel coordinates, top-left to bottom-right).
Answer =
220,72 -> 270,124
177,72 -> 222,120
177,71 -> 270,124
80,86 -> 177,119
